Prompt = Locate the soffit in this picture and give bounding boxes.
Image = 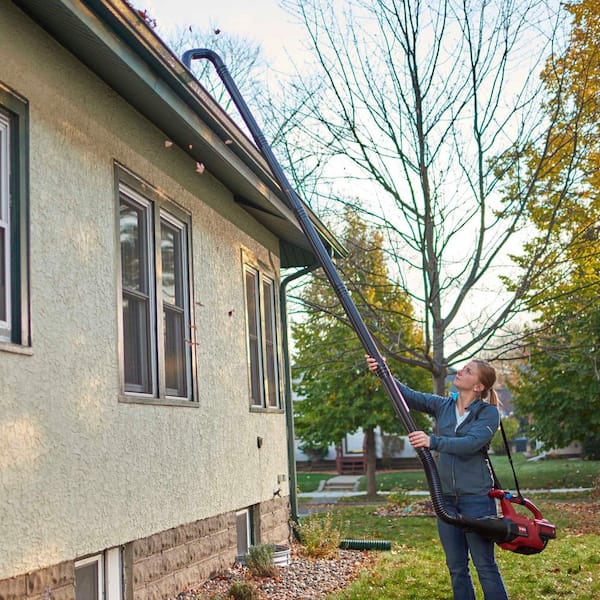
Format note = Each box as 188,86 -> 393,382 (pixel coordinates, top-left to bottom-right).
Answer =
12,0 -> 345,267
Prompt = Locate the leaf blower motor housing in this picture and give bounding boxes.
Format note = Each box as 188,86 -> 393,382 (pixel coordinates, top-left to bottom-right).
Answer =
489,489 -> 557,554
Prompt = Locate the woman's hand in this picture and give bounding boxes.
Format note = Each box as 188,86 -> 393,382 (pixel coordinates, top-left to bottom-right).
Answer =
408,430 -> 430,449
365,355 -> 381,373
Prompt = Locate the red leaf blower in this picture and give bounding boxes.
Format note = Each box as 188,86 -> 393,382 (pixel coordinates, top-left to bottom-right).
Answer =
489,489 -> 557,554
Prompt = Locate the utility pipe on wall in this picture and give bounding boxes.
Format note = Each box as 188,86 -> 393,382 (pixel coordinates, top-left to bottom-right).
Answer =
280,264 -> 319,524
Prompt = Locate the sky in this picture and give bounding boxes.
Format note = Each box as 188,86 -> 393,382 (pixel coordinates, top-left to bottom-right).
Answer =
132,0 -> 559,355
134,0 -> 305,72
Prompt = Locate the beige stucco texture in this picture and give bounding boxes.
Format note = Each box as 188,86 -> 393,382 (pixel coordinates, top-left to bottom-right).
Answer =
0,3 -> 289,579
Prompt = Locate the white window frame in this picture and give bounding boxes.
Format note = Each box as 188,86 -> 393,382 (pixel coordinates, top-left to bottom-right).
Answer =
0,111 -> 10,340
236,508 -> 254,559
243,256 -> 282,410
117,171 -> 196,404
75,554 -> 104,600
105,547 -> 122,600
75,548 -> 122,600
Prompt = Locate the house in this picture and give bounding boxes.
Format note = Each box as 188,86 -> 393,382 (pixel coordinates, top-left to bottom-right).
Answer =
0,1 -> 343,598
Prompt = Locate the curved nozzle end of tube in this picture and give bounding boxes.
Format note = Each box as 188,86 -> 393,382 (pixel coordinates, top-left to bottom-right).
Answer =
181,48 -> 224,70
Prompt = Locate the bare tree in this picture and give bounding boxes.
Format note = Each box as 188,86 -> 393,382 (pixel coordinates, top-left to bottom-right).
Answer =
276,0 -> 577,393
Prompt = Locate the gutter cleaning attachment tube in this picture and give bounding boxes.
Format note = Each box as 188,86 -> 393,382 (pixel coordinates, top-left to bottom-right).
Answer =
182,48 -> 520,545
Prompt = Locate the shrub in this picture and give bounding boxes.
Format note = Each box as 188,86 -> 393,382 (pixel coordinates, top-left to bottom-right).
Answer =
244,543 -> 277,577
228,582 -> 259,600
582,434 -> 600,460
490,416 -> 520,455
296,512 -> 341,558
299,441 -> 329,463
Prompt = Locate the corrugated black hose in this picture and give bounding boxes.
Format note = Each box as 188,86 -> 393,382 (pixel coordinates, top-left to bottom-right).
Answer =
181,48 -> 519,545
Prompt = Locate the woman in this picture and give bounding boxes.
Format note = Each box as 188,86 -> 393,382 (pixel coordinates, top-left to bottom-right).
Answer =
366,355 -> 508,600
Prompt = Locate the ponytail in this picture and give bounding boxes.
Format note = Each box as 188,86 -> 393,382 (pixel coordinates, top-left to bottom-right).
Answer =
486,388 -> 500,407
473,359 -> 500,407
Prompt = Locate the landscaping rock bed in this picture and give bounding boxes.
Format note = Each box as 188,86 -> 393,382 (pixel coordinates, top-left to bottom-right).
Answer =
175,545 -> 375,600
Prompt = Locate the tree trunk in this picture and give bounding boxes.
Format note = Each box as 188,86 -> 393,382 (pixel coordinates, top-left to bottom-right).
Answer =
432,365 -> 447,396
364,427 -> 378,499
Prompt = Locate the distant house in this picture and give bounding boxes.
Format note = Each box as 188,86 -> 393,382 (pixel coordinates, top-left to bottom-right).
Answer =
0,1 -> 342,599
294,427 -> 419,473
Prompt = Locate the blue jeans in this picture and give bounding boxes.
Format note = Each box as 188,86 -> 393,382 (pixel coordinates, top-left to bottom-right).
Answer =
437,494 -> 508,600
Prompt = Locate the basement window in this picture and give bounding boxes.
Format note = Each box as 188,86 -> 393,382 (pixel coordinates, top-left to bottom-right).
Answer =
236,507 -> 255,559
75,548 -> 122,600
75,554 -> 103,600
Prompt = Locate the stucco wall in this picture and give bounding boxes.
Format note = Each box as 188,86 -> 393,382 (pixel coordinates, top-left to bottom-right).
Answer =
0,2 -> 290,579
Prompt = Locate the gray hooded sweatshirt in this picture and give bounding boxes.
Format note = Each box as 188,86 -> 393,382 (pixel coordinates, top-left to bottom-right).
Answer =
395,382 -> 500,496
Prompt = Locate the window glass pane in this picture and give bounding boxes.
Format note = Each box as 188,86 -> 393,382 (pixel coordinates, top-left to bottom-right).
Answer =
0,118 -> 9,331
120,201 -> 147,292
161,218 -> 189,398
263,279 -> 279,407
0,126 -> 5,222
123,293 -> 152,393
245,269 -> 262,405
75,561 -> 99,600
120,196 -> 153,394
248,339 -> 262,405
0,228 -> 5,322
0,126 -> 5,218
236,510 -> 251,557
164,306 -> 187,397
160,221 -> 183,307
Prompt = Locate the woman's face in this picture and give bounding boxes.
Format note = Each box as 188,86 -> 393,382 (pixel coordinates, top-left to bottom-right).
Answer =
455,361 -> 483,393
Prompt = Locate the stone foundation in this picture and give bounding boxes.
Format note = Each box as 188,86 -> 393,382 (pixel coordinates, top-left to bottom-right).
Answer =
0,562 -> 74,600
0,497 -> 290,600
255,496 -> 291,546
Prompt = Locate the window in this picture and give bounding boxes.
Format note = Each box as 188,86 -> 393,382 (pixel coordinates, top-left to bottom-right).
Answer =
243,261 -> 281,409
117,170 -> 195,402
0,110 -> 9,340
0,83 -> 29,348
75,548 -> 122,600
236,508 -> 254,559
75,554 -> 103,600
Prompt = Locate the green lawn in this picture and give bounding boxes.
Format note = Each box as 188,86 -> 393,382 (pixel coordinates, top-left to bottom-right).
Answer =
296,472 -> 333,493
296,457 -> 600,493
296,459 -> 599,598
314,500 -> 600,600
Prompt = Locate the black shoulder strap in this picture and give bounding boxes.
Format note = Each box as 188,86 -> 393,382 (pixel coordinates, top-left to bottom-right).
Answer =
471,402 -> 523,498
497,419 -> 524,499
